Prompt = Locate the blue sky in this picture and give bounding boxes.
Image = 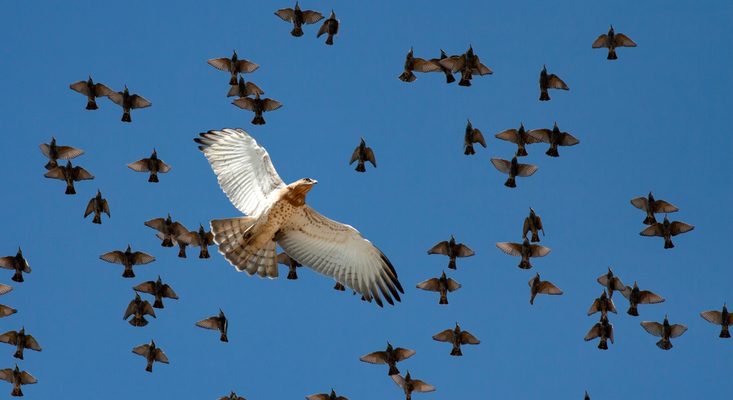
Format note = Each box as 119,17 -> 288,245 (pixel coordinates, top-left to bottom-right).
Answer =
0,1 -> 731,399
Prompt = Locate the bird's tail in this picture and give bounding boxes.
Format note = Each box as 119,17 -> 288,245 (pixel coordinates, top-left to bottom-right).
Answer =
229,75 -> 238,86
153,298 -> 164,309
11,271 -> 23,283
720,325 -> 731,338
517,146 -> 528,157
65,183 -> 76,195
664,238 -> 675,249
122,266 -> 136,278
86,99 -> 98,110
122,112 -> 131,122
291,23 -> 304,37
287,268 -> 298,280
355,162 -> 366,173
531,231 -> 540,242
607,49 -> 618,60
598,338 -> 608,350
44,159 -> 58,170
398,70 -> 417,83
220,332 -> 228,342
643,214 -> 657,225
146,360 -> 153,372
504,177 -> 517,188
11,385 -> 22,397
464,144 -> 475,155
212,217 -> 279,278
130,316 -> 148,327
445,72 -> 456,84
450,345 -> 463,356
519,259 -> 532,270
334,282 -> 345,291
545,146 -> 559,157
325,35 -> 334,45
92,213 -> 102,224
178,246 -> 187,258
539,91 -> 550,101
13,349 -> 23,360
252,115 -> 266,125
458,76 -> 471,87
627,305 -> 639,317
148,172 -> 159,183
199,247 -> 210,259
448,258 -> 456,270
656,339 -> 673,350
388,364 -> 399,376
530,294 -> 535,305
439,294 -> 448,305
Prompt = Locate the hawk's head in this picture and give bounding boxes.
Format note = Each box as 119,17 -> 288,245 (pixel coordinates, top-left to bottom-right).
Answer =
283,178 -> 318,206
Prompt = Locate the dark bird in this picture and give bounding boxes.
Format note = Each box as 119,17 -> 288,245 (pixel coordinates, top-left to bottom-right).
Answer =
145,214 -> 188,247
275,2 -> 324,37
587,290 -> 617,318
438,45 -> 493,87
359,342 -> 415,375
123,293 -> 156,327
208,50 -> 260,85
44,160 -> 94,195
349,137 -> 376,172
495,237 -> 551,270
0,364 -> 36,397
69,76 -> 114,110
227,75 -> 264,98
490,154 -> 538,188
167,225 -> 190,258
132,340 -> 169,372
527,122 -> 580,157
398,47 -> 441,82
630,190 -> 679,225
429,49 -> 456,83
0,306 -> 16,320
127,148 -> 171,183
523,207 -> 544,243
0,248 -> 30,283
317,10 -> 339,45
84,189 -> 110,224
427,235 -> 475,270
107,85 -> 152,122
277,252 -> 302,280
620,282 -> 665,316
432,322 -> 480,356
416,271 -> 461,305
307,388 -> 349,400
463,119 -> 486,155
0,328 -> 41,360
584,314 -> 614,350
39,136 -> 84,170
133,275 -> 179,309
700,303 -> 733,338
538,64 -> 569,101
392,371 -> 435,400
177,223 -> 216,259
597,268 -> 625,299
99,245 -> 155,278
640,315 -> 687,350
494,123 -> 540,157
0,284 -> 12,296
639,214 -> 694,249
528,272 -> 563,305
218,390 -> 247,400
592,25 -> 636,59
196,309 -> 228,342
232,92 -> 283,125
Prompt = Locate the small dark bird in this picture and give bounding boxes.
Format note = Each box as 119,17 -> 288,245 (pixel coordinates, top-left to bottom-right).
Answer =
69,76 -> 114,110
208,50 -> 260,85
133,276 -> 179,309
495,237 -> 551,270
620,282 -> 665,316
427,235 -> 475,270
307,388 -> 349,400
218,390 -> 247,400
359,342 -> 415,375
584,314 -> 614,350
463,119 -> 486,155
640,315 -> 687,350
177,223 -> 215,259
317,10 -> 339,45
333,282 -> 345,291
432,322 -> 480,356
174,236 -> 189,258
416,271 -> 461,305
0,248 -> 30,283
429,49 -> 456,83
528,272 -> 562,305
127,148 -> 171,183
538,64 -> 569,101
639,214 -> 694,249
592,25 -> 636,59
494,123 -> 539,157
145,214 -> 187,247
392,371 -> 435,400
84,189 -> 110,224
107,85 -> 152,122
196,309 -> 228,342
0,328 -> 41,360
349,137 -> 376,172
275,2 -> 324,37
700,303 -> 732,338
132,340 -> 169,372
597,268 -> 625,299
0,284 -> 12,296
527,122 -> 580,157
232,92 -> 283,125
438,45 -> 493,87
0,306 -> 16,319
490,155 -> 538,188
39,136 -> 84,170
227,75 -> 264,98
44,160 -> 94,195
588,290 -> 617,318
123,293 -> 156,327
523,207 -> 544,242
99,245 -> 155,278
630,190 -> 679,225
398,47 -> 441,82
276,252 -> 302,279
0,364 -> 36,397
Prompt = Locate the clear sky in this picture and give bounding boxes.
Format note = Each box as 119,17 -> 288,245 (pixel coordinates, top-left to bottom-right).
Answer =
0,1 -> 731,399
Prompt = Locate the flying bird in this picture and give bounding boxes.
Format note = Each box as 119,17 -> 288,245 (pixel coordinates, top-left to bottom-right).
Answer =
438,45 -> 493,87
84,189 -> 110,224
275,2 -> 324,37
495,237 -> 551,270
127,148 -> 171,183
44,160 -> 94,195
349,137 -> 376,172
276,252 -> 302,280
0,306 -> 16,319
232,92 -> 283,125
218,390 -> 247,400
523,207 -> 544,242
0,364 -> 36,397
39,136 -> 84,170
597,268 -> 625,299
0,248 -> 30,283
123,293 -> 156,327
196,309 -> 228,342
630,190 -> 679,225
584,314 -> 614,350
494,123 -> 539,157
528,272 -> 563,305
398,47 -> 441,83
99,245 -> 155,278
427,235 -> 474,270
538,64 -> 568,101
69,76 -> 114,110
527,122 -> 580,157
587,290 -> 617,318
0,328 -> 41,360
194,128 -> 404,307
227,75 -> 264,98
172,233 -> 189,258
640,315 -> 687,350
490,155 -> 538,188
433,323 -> 480,356
307,388 -> 349,400
416,271 -> 461,305
392,371 -> 435,400
639,214 -> 694,249
359,342 -> 415,376
107,85 -> 151,122
208,50 -> 259,85
463,119 -> 486,155
145,214 -> 188,247
700,303 -> 732,338
620,282 -> 665,316
133,276 -> 178,309
592,25 -> 636,59
176,223 -> 215,259
429,49 -> 456,83
132,340 -> 168,372
317,10 -> 339,45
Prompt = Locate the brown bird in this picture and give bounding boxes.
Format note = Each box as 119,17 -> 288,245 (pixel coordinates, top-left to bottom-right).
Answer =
495,237 -> 551,270
196,309 -> 228,342
0,248 -> 30,283
349,137 -> 376,172
0,306 -> 16,319
208,50 -> 260,85
0,364 -> 36,397
307,388 -> 349,400
84,189 -> 110,224
39,136 -> 84,170
429,49 -> 456,84
123,293 -> 156,327
491,155 -> 538,188
523,207 -> 544,242
133,275 -> 178,309
392,371 -> 435,400
276,252 -> 302,280
232,92 -> 283,125
597,267 -> 625,299
494,123 -> 540,157
107,85 -> 151,122
398,47 -> 441,82
528,272 -> 563,305
359,342 -> 415,375
145,214 -> 188,247
584,314 -> 614,350
463,119 -> 486,155
44,160 -> 94,195
163,224 -> 190,258
317,10 -> 339,45
227,75 -> 264,98
640,315 -> 687,350
438,45 -> 493,87
587,290 -> 617,318
176,223 -> 215,259
132,340 -> 169,372
620,282 -> 665,316
432,322 -> 480,356
700,303 -> 733,338
630,190 -> 679,225
538,64 -> 569,101
69,76 -> 114,110
639,214 -> 694,249
99,245 -> 155,278
218,390 -> 247,400
127,148 -> 171,183
427,235 -> 475,270
416,271 -> 461,305
0,328 -> 41,360
592,25 -> 636,59
527,122 -> 579,157
275,2 -> 324,37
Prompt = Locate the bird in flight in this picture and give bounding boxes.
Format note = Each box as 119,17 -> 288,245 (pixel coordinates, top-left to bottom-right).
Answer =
592,25 -> 636,59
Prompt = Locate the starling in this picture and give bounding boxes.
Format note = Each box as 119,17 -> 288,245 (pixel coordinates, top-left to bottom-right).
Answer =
528,272 -> 563,305
584,314 -> 614,350
218,390 -> 247,400
463,119 -> 486,155
490,154 -> 538,188
630,190 -> 679,225
196,309 -> 228,342
208,50 -> 259,85
494,123 -> 540,157
359,342 -> 415,375
145,214 -> 188,248
232,92 -> 283,125
0,306 -> 16,319
44,160 -> 94,195
168,226 -> 190,258
587,290 -> 617,318
275,2 -> 324,37
133,275 -> 179,309
538,64 -> 568,101
0,328 -> 41,360
527,122 -> 580,157
0,364 -> 36,397
438,45 -> 493,87
495,237 -> 551,270
640,315 -> 687,350
127,148 -> 171,183
597,267 -> 625,299
639,214 -> 694,249
69,76 -> 114,110
349,137 -> 376,172
39,136 -> 84,170
306,388 -> 349,400
123,293 -> 156,327
523,207 -> 544,243
132,340 -> 168,372
227,75 -> 264,98
392,371 -> 436,400
316,10 -> 339,45
416,271 -> 461,305
398,47 -> 441,82
177,223 -> 215,259
84,189 -> 110,224
107,85 -> 152,122
0,248 -> 30,283
99,245 -> 155,278
427,235 -> 475,270
700,303 -> 733,338
592,25 -> 636,59
620,282 -> 665,316
433,323 -> 480,356
429,49 -> 456,83
276,252 -> 302,279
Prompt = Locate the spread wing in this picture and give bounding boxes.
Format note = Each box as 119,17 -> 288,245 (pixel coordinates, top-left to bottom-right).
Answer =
0,368 -> 12,384
127,159 -> 151,172
349,146 -> 360,165
630,196 -> 648,211
527,129 -> 551,143
490,158 -> 511,174
24,335 -> 42,351
261,99 -> 283,112
72,167 -> 94,181
529,244 -> 552,258
107,91 -> 125,107
592,34 -> 608,48
176,231 -> 201,246
207,57 -> 233,72
161,284 -> 178,299
495,242 -> 522,257
637,291 -> 665,305
614,33 -> 637,47
306,395 -> 329,400
446,278 -> 461,292
244,81 -> 264,96
274,8 -> 295,22
670,221 -> 694,236
0,305 -> 16,317
132,281 -> 155,295
18,371 -> 37,385
700,310 -> 722,325
317,20 -> 329,37
619,285 -> 633,300
391,374 -> 406,389
123,300 -> 137,320
232,97 -> 255,111
652,200 -> 678,214
640,321 -> 663,337
432,329 -> 455,343
495,129 -> 519,143
468,129 -> 487,147
393,348 -> 416,361
546,74 -> 569,90
84,198 -> 95,218
359,350 -> 388,364
454,244 -> 475,258
438,55 -> 461,72
427,241 -> 449,255
670,324 -> 688,338
132,344 -> 149,357
471,58 -> 493,75
411,380 -> 436,393
44,167 -> 67,181
301,10 -> 325,24
585,323 -> 601,340
412,58 -> 441,73
639,224 -> 664,237
0,284 -> 12,296
459,331 -> 481,345
195,129 -> 286,217
416,277 -> 441,292
538,281 -> 562,295
55,146 -> 84,160
559,133 -> 580,146
365,148 -> 376,167
129,95 -> 152,109
131,252 -> 155,265
0,331 -> 18,345
142,301 -> 156,317
99,251 -> 126,265
156,160 -> 170,174
516,163 -> 538,177
70,80 -> 89,95
234,60 -> 259,74
195,316 -> 221,331
154,348 -> 169,363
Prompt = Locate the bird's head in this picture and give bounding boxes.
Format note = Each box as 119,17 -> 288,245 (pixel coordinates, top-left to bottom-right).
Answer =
156,275 -> 162,283
88,76 -> 94,84
407,47 -> 413,57
123,85 -> 129,95
219,309 -> 225,318
151,148 -> 158,158
16,247 -> 22,257
283,178 -> 318,206
519,123 -> 525,132
440,271 -> 446,279
386,342 -> 393,351
440,48 -> 447,59
294,2 -> 301,11
329,10 -> 335,19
